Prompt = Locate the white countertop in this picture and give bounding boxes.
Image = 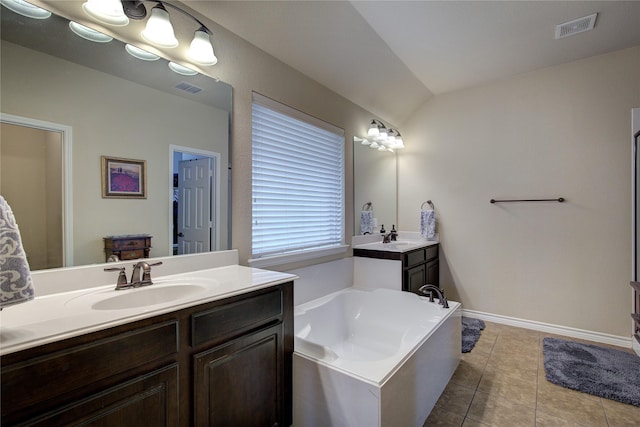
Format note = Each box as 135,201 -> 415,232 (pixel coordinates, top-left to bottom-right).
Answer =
353,239 -> 438,253
0,265 -> 297,355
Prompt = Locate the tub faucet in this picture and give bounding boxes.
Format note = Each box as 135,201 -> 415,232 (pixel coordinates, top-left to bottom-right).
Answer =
130,261 -> 163,287
419,285 -> 449,309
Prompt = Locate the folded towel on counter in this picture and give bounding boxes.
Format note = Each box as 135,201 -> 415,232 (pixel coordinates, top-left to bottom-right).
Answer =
0,195 -> 34,309
420,209 -> 436,240
360,210 -> 373,234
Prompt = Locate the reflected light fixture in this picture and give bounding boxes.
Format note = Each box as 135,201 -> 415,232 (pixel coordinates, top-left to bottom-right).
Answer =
359,119 -> 405,152
0,0 -> 51,19
168,61 -> 198,76
125,43 -> 160,61
82,0 -> 129,26
69,21 -> 113,43
141,3 -> 178,48
82,1 -> 220,66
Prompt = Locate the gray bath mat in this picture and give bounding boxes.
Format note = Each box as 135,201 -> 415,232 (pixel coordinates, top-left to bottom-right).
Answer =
462,317 -> 485,353
543,337 -> 640,407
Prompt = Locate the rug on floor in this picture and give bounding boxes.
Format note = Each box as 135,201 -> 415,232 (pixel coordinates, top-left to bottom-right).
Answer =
461,317 -> 485,353
543,337 -> 640,407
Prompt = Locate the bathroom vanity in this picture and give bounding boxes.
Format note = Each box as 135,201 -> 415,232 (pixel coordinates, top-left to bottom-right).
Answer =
1,254 -> 295,426
353,236 -> 439,295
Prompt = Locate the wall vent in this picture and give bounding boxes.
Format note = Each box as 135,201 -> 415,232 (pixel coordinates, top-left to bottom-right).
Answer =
175,81 -> 204,94
555,13 -> 598,39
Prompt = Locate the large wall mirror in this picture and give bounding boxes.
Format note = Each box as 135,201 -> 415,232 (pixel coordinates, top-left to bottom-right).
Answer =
0,3 -> 232,270
353,137 -> 397,236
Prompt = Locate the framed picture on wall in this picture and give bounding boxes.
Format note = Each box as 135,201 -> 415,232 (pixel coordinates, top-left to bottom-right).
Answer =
101,156 -> 146,199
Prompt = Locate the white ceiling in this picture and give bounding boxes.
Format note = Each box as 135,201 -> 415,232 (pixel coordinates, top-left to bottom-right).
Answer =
188,1 -> 640,125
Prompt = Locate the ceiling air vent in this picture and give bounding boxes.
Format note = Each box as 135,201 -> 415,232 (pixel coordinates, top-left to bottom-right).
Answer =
175,81 -> 204,94
555,13 -> 598,39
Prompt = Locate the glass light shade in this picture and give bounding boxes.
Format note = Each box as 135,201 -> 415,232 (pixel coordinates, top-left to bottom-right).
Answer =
369,142 -> 379,149
125,44 -> 160,61
168,62 -> 198,76
0,0 -> 51,19
82,0 -> 128,26
187,29 -> 217,66
395,136 -> 404,148
361,138 -> 371,146
367,121 -> 379,137
141,6 -> 178,48
69,21 -> 113,43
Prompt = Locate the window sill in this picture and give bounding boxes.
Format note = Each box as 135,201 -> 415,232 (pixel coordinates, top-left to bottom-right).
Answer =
248,244 -> 349,269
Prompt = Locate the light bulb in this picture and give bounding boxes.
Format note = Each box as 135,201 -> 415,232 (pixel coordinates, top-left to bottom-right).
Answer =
142,4 -> 178,48
188,29 -> 217,66
82,0 -> 128,26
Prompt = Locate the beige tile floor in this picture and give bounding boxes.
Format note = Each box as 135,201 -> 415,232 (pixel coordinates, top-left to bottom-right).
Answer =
424,321 -> 640,426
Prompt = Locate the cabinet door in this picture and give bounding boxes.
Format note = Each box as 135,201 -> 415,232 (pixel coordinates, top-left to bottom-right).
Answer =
22,364 -> 179,426
405,264 -> 427,294
426,258 -> 440,288
194,324 -> 284,427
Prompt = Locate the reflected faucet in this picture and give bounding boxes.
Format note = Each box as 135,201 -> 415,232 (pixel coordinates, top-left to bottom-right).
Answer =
419,285 -> 449,308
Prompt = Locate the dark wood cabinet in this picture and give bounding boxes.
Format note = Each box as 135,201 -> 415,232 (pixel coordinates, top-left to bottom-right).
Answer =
354,243 -> 439,296
104,234 -> 152,261
1,282 -> 294,427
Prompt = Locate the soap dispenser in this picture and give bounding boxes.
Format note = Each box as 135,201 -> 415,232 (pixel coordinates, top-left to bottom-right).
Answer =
390,225 -> 397,241
380,224 -> 386,234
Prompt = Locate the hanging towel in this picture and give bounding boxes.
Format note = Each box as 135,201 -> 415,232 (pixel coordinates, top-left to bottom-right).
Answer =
360,210 -> 374,234
0,195 -> 34,309
420,209 -> 436,240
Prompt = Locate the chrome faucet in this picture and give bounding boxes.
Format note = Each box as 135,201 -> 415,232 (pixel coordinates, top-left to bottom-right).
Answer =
419,284 -> 449,308
130,261 -> 163,287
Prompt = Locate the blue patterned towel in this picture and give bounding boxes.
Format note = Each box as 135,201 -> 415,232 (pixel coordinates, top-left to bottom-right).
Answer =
360,210 -> 373,234
0,195 -> 34,309
420,209 -> 436,240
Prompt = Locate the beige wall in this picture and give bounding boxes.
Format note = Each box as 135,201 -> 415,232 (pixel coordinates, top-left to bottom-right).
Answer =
1,41 -> 229,265
399,46 -> 640,337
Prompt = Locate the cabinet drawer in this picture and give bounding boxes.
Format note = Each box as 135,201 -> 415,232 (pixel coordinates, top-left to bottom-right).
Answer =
425,245 -> 438,261
2,321 -> 178,419
192,289 -> 283,347
405,249 -> 426,267
120,249 -> 146,260
111,238 -> 149,250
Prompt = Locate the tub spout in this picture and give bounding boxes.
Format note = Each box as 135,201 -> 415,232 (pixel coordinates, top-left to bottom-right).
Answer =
419,285 -> 449,309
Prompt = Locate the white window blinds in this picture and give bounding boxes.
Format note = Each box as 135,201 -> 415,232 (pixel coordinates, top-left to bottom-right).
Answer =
252,93 -> 345,259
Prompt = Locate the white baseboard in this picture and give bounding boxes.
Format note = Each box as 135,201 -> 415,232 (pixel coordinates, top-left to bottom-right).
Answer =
462,309 -> 632,349
633,336 -> 640,356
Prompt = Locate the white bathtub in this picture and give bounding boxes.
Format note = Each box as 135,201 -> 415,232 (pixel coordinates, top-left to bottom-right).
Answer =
293,287 -> 461,427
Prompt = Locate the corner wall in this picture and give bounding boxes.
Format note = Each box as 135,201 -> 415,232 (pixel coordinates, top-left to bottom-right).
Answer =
399,46 -> 640,337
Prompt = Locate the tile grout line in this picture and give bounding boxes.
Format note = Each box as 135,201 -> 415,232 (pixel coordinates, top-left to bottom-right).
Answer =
462,325 -> 499,425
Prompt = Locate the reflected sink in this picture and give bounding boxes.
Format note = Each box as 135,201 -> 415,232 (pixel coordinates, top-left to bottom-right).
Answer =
91,284 -> 207,311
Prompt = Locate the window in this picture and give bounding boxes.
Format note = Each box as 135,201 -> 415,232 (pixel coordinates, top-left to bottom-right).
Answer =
251,93 -> 345,265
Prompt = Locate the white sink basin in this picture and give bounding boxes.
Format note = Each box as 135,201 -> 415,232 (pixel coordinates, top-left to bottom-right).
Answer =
91,284 -> 208,310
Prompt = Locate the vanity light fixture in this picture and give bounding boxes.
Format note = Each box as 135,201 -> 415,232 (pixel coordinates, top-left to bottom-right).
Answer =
69,21 -> 113,43
125,43 -> 160,61
0,0 -> 51,19
82,0 -> 129,26
360,119 -> 405,152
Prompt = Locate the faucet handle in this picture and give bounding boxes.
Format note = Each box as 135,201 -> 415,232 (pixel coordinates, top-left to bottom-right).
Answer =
104,266 -> 132,290
142,261 -> 163,283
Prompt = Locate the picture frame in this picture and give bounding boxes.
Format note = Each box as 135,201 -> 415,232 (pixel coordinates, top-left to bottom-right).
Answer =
101,156 -> 146,199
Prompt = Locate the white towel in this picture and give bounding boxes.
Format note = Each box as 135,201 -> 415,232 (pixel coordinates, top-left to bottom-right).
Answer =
0,195 -> 34,309
360,210 -> 373,234
420,209 -> 436,240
